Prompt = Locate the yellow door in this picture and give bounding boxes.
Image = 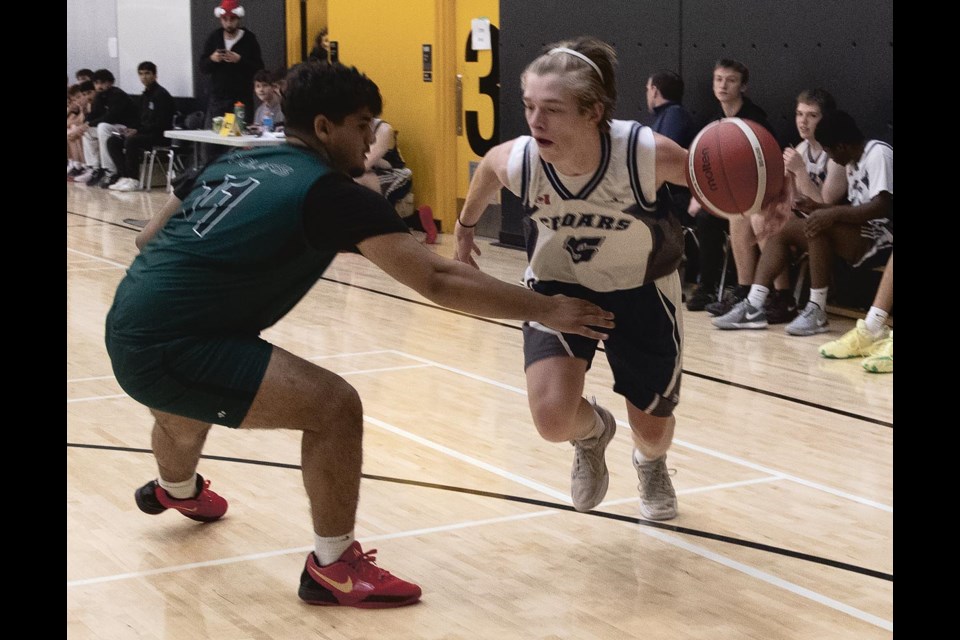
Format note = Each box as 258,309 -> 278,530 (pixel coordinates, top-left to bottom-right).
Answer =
453,1 -> 500,216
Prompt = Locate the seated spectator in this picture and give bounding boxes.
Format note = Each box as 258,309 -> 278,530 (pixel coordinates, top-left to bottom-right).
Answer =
106,61 -> 176,192
355,118 -> 437,243
308,28 -> 330,63
716,109 -> 891,335
251,69 -> 284,130
713,88 -> 849,330
819,252 -> 892,372
645,70 -> 699,290
687,59 -> 785,314
75,68 -> 93,84
74,69 -> 138,187
67,84 -> 87,178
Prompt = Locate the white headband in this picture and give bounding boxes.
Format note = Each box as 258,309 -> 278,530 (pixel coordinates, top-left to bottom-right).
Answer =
548,47 -> 603,82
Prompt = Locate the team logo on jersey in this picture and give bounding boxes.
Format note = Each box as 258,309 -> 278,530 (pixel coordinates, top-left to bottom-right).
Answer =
563,236 -> 605,263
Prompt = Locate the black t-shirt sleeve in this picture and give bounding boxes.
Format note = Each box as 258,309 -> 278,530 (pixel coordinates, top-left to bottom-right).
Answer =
302,173 -> 410,252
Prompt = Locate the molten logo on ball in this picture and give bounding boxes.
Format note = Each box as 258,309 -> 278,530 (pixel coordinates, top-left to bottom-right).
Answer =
685,117 -> 784,220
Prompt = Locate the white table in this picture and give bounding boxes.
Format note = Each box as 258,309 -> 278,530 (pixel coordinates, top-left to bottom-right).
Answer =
164,129 -> 285,167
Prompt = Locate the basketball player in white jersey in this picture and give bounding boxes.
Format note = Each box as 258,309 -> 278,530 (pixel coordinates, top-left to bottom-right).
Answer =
454,37 -> 691,520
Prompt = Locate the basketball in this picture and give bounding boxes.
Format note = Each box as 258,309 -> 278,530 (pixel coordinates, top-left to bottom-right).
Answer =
686,117 -> 784,219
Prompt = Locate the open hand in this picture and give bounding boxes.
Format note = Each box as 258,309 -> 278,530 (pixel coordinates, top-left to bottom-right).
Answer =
541,294 -> 615,340
453,224 -> 481,268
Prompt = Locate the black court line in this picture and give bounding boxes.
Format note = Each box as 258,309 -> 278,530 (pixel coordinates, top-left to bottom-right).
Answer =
67,209 -> 145,232
319,276 -> 893,429
67,210 -> 892,429
67,442 -> 892,582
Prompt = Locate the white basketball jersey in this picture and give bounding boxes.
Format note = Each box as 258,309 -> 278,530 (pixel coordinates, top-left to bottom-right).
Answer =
796,140 -> 829,189
505,119 -> 682,292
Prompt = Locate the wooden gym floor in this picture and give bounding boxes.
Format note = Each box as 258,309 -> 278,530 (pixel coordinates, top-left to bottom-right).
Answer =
67,183 -> 893,639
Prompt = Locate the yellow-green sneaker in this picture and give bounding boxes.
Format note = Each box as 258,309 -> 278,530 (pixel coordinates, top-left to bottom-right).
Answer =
862,331 -> 893,373
819,319 -> 889,359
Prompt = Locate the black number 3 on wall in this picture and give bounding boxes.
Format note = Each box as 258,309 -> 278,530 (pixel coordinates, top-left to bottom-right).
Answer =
464,25 -> 500,157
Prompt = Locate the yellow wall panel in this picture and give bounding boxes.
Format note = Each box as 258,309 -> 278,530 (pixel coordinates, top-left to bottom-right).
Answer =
328,0 -> 455,227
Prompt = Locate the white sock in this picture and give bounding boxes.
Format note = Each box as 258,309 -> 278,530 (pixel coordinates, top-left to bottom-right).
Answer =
747,284 -> 770,309
633,448 -> 664,464
158,474 -> 197,499
315,531 -> 355,566
808,287 -> 828,310
864,307 -> 889,337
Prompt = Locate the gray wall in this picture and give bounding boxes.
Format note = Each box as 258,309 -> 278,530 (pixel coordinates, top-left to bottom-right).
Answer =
67,0 -> 288,100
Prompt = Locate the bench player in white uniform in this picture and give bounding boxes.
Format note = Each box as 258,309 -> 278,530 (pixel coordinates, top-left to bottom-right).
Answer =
714,88 -> 849,331
454,37 -> 691,521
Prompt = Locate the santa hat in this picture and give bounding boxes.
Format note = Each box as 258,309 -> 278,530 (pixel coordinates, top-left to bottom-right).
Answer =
214,0 -> 245,18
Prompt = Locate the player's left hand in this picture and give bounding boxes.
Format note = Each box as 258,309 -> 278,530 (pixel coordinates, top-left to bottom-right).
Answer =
453,222 -> 481,269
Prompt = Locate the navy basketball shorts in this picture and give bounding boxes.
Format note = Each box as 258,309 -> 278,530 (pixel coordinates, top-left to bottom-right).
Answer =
522,273 -> 683,418
105,331 -> 273,428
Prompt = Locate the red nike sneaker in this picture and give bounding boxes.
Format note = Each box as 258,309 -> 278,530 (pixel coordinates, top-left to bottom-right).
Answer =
298,542 -> 422,608
134,474 -> 228,523
417,205 -> 438,245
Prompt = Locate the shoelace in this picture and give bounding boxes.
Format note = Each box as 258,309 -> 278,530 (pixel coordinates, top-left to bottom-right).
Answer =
349,548 -> 390,580
639,462 -> 675,499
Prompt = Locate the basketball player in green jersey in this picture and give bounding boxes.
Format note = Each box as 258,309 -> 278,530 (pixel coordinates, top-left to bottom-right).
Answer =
105,61 -> 614,609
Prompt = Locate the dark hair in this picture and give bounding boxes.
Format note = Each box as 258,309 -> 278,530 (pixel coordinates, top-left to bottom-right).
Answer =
315,27 -> 329,47
282,61 -> 382,129
649,70 -> 684,102
137,61 -> 157,74
68,84 -> 82,97
79,80 -> 95,92
75,68 -> 93,80
714,58 -> 749,85
815,110 -> 864,148
254,69 -> 274,84
796,88 -> 836,113
92,68 -> 115,84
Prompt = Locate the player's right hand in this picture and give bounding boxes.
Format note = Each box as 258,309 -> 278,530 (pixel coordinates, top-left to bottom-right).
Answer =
453,221 -> 481,268
540,295 -> 615,340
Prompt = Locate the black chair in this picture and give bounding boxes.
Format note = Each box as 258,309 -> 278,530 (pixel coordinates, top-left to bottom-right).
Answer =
139,111 -> 204,192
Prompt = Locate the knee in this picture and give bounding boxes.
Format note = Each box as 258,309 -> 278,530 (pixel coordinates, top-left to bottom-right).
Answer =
320,380 -> 363,438
529,400 -> 578,442
630,413 -> 674,445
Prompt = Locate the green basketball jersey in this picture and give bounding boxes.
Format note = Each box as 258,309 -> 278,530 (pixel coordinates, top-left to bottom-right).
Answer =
109,144 -> 359,340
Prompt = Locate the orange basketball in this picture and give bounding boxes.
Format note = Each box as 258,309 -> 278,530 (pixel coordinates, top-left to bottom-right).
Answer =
686,117 -> 784,219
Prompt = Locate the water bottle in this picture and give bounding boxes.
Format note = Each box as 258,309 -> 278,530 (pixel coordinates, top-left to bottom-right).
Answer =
262,112 -> 273,133
233,101 -> 246,132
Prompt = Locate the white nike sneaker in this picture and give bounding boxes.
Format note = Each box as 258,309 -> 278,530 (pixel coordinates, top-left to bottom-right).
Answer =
712,299 -> 768,330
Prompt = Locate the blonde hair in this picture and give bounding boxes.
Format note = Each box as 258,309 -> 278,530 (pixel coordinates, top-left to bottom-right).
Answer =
522,36 -> 617,132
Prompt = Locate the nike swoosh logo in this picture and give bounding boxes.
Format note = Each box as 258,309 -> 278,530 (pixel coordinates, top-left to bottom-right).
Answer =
307,564 -> 354,593
745,310 -> 763,320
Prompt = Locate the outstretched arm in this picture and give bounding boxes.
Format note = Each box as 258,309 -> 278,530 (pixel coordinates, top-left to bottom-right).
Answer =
453,139 -> 515,268
136,193 -> 182,251
359,231 -> 614,339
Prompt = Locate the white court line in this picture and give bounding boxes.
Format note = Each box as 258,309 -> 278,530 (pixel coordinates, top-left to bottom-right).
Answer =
68,393 -> 128,404
366,415 -> 571,504
387,350 -> 892,512
67,248 -> 128,269
65,468 -> 891,631
67,375 -> 116,383
365,414 -> 891,631
65,364 -> 430,404
305,350 -> 397,361
68,266 -> 129,273
630,523 -> 892,631
67,510 -> 558,588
